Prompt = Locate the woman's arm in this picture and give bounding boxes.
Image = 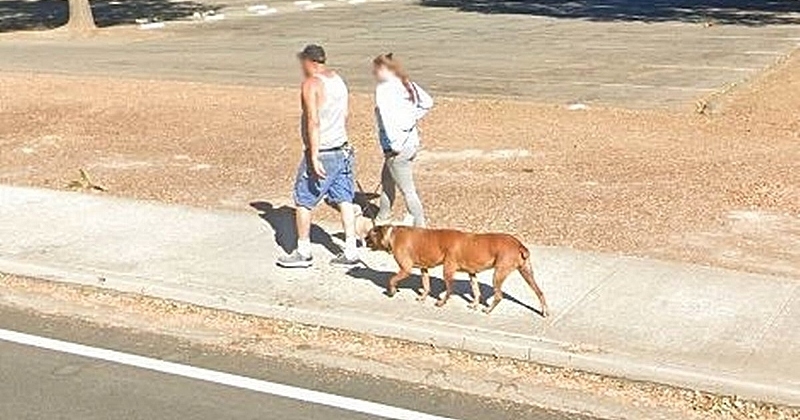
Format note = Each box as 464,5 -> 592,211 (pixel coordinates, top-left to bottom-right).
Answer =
375,84 -> 403,151
413,83 -> 433,121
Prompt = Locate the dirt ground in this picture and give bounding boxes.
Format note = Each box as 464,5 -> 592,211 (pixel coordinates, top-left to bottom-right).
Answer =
1,51 -> 798,278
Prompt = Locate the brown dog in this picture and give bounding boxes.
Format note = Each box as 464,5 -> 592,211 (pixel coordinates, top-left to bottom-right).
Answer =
365,225 -> 548,317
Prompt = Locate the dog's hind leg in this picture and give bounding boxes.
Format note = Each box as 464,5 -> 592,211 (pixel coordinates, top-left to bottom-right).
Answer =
484,266 -> 513,315
417,268 -> 431,302
467,273 -> 481,310
519,260 -> 549,317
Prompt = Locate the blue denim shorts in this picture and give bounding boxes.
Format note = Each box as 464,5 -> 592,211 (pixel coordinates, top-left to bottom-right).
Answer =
293,148 -> 355,209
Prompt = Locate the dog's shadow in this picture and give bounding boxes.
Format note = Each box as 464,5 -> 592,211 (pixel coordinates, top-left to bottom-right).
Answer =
250,201 -> 340,255
346,264 -> 543,315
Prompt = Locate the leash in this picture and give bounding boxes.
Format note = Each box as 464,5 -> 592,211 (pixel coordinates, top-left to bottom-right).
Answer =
357,179 -> 382,196
356,179 -> 382,219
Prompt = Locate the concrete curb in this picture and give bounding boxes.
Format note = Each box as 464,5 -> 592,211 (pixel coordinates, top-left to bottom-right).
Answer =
2,256 -> 799,407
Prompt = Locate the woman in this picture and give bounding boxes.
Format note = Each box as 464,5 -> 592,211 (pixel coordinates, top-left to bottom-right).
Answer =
372,53 -> 433,227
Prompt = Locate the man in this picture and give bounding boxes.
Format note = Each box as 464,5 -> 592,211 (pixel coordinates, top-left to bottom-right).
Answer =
277,44 -> 360,268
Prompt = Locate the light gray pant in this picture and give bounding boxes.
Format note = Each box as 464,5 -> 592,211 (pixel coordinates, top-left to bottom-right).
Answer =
377,148 -> 426,227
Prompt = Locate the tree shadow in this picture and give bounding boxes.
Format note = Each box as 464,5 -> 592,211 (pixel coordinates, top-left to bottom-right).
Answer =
419,0 -> 800,25
0,0 -> 220,33
346,264 -> 544,315
250,201 -> 340,256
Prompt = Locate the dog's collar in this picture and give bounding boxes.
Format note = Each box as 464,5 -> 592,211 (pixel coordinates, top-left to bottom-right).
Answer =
384,225 -> 394,252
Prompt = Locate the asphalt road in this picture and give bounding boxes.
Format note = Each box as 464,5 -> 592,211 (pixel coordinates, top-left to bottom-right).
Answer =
0,305 -> 601,420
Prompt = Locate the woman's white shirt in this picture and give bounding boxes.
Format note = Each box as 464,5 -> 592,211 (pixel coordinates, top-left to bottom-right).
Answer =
375,76 -> 433,152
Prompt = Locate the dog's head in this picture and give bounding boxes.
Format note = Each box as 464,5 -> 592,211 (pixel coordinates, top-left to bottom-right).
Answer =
364,224 -> 394,252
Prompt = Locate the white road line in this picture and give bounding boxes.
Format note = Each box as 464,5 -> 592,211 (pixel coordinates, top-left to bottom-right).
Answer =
0,328 -> 458,420
743,51 -> 785,56
643,64 -> 760,72
702,36 -> 800,41
433,73 -> 716,92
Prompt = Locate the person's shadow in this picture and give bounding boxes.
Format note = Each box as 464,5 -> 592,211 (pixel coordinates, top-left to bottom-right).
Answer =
323,188 -> 381,244
346,264 -> 544,316
250,201 -> 340,255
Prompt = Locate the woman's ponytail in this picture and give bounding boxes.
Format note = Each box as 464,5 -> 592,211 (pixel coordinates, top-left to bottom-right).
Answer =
373,53 -> 418,103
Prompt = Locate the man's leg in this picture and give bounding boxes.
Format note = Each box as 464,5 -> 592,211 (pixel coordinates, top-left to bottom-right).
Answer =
277,158 -> 319,268
295,205 -> 313,258
327,151 -> 360,264
338,201 -> 358,260
293,156 -> 316,258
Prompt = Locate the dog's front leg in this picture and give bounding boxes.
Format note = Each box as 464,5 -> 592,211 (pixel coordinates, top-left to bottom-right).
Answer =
435,267 -> 456,307
417,268 -> 430,302
387,269 -> 411,298
467,273 -> 481,310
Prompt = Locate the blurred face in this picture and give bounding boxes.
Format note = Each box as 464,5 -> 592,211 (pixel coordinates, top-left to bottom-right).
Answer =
372,63 -> 394,82
299,58 -> 316,78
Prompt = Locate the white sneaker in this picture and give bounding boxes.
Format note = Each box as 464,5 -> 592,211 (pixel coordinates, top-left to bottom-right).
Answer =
276,250 -> 313,268
329,252 -> 360,267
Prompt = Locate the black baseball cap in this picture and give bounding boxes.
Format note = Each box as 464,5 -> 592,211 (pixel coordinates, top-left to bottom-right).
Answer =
297,44 -> 326,64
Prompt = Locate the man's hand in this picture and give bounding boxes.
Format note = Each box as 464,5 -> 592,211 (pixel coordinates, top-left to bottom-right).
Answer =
310,154 -> 326,179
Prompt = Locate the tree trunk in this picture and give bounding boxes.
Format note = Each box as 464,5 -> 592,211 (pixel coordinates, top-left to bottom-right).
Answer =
66,0 -> 96,32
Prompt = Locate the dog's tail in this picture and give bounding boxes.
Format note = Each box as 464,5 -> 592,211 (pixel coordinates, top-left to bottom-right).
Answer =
517,244 -> 549,318
519,244 -> 531,262
520,245 -> 536,285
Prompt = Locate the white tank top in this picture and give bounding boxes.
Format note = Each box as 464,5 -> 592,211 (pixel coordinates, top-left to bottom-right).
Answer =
302,73 -> 348,150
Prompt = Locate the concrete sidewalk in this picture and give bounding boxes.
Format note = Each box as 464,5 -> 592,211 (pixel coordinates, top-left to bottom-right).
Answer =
1,185 -> 798,406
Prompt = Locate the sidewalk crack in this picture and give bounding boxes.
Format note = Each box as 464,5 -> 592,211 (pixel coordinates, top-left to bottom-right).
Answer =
547,263 -> 622,327
739,282 -> 800,369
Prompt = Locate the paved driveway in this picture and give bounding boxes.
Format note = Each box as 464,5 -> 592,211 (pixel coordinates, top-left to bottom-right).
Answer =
0,0 -> 798,107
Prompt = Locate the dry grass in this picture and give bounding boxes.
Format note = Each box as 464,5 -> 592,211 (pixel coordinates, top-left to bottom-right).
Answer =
0,51 -> 798,277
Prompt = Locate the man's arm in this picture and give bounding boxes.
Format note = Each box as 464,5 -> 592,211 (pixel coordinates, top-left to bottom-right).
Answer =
301,77 -> 326,178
